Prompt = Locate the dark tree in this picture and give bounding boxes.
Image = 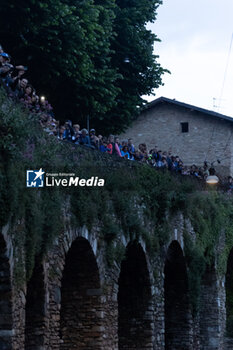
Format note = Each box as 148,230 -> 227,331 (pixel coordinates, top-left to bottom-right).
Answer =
0,0 -> 167,133
99,0 -> 166,133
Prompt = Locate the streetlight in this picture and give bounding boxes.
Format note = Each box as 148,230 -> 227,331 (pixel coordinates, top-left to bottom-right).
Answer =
205,157 -> 232,184
206,167 -> 219,184
206,176 -> 219,184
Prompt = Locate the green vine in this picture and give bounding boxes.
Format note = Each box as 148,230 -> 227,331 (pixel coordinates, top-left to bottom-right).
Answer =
1,87 -> 233,325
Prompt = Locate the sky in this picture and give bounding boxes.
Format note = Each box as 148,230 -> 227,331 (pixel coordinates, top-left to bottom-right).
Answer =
145,0 -> 233,118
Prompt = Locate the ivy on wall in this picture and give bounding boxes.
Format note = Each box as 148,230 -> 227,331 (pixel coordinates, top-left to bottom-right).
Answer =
1,88 -> 233,321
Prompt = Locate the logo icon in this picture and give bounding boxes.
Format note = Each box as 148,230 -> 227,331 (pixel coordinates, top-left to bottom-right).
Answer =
26,169 -> 45,188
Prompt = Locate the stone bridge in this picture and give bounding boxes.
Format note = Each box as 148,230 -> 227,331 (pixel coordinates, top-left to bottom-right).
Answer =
1,73 -> 233,350
1,212 -> 233,350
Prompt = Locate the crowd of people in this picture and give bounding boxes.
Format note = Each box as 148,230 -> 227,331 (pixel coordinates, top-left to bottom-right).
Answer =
0,44 -> 232,193
0,45 -> 55,125
60,125 -> 233,192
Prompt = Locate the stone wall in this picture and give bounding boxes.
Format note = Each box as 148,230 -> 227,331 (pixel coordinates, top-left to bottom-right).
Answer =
121,103 -> 233,176
0,212 -> 232,350
0,232 -> 13,350
199,267 -> 225,350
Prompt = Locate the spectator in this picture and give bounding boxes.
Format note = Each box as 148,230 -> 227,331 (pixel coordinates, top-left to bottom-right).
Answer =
177,160 -> 184,174
107,135 -> 121,156
114,136 -> 122,157
9,66 -> 27,92
106,137 -> 113,154
119,139 -> 127,151
161,157 -> 168,168
182,166 -> 190,176
191,164 -> 202,178
166,151 -> 172,170
57,125 -> 64,139
203,162 -> 209,179
73,124 -> 81,134
121,145 -> 131,159
29,92 -> 40,113
90,129 -> 99,149
139,143 -> 148,161
13,78 -> 28,99
98,134 -> 103,143
73,124 -> 81,143
134,150 -> 143,161
63,120 -> 75,142
157,150 -> 163,162
155,151 -> 165,167
0,62 -> 14,83
99,137 -> 109,152
79,128 -> 91,147
128,138 -> 135,155
0,54 -> 14,88
21,84 -> 34,108
24,84 -> 33,98
226,176 -> 233,193
115,136 -> 120,146
0,52 -> 11,65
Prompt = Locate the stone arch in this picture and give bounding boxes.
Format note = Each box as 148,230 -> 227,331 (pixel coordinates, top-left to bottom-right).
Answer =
60,237 -> 103,350
25,259 -> 46,350
0,233 -> 13,350
226,248 -> 233,338
164,240 -> 191,350
118,240 -> 153,350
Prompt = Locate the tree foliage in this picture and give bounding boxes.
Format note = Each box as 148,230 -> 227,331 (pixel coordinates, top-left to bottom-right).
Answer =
0,0 -> 166,133
104,0 -> 166,133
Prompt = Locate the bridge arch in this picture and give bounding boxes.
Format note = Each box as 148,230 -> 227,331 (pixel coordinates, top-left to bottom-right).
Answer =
118,240 -> 153,349
0,233 -> 13,350
60,236 -> 103,350
164,240 -> 191,350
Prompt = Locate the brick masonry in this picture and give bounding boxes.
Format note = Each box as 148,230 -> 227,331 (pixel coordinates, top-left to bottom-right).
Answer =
0,213 -> 232,350
120,101 -> 233,176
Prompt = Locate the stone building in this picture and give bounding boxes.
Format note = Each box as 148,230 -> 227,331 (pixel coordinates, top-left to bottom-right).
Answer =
121,97 -> 233,176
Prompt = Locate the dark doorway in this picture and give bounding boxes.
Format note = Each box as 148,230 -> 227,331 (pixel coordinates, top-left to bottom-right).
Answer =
118,242 -> 152,349
25,261 -> 46,350
60,238 -> 102,350
164,241 -> 190,350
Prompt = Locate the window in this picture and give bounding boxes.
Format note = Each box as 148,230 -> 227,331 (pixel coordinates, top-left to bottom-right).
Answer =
181,122 -> 189,133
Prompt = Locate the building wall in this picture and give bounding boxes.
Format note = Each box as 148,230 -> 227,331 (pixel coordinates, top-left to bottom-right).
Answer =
231,137 -> 233,176
121,103 -> 233,175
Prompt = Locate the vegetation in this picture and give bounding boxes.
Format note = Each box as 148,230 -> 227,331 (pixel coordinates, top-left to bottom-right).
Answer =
1,89 -> 233,320
226,250 -> 233,337
183,192 -> 233,314
0,0 -> 167,133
